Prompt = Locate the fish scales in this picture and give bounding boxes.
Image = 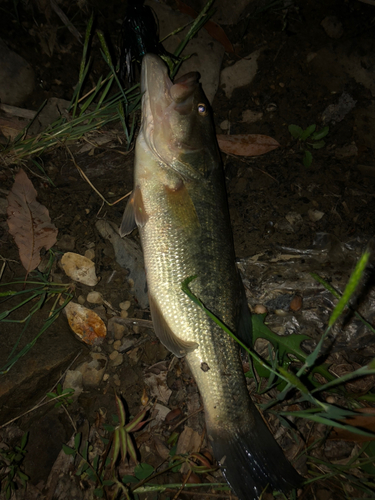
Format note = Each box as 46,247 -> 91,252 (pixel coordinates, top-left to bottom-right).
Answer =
120,54 -> 301,500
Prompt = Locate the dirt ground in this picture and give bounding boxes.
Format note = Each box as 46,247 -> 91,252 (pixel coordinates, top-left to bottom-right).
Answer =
1,0 -> 375,499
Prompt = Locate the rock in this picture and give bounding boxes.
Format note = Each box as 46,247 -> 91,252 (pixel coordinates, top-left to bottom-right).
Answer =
109,350 -> 119,361
0,316 -> 81,424
28,97 -> 71,136
308,209 -> 325,222
334,143 -> 358,159
113,340 -> 122,350
118,338 -> 136,352
77,295 -> 86,305
64,302 -> 107,345
242,110 -> 263,123
60,252 -> 99,286
56,234 -> 76,251
63,369 -> 83,397
87,291 -> 104,304
110,352 -> 124,367
322,92 -> 357,123
321,16 -> 343,39
113,323 -> 126,340
76,353 -> 108,387
0,39 -> 35,106
119,300 -> 131,311
95,220 -> 148,309
220,50 -> 262,98
285,211 -> 304,231
85,248 -> 95,260
220,119 -> 230,130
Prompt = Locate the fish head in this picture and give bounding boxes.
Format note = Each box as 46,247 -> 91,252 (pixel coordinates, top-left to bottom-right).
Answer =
141,54 -> 220,180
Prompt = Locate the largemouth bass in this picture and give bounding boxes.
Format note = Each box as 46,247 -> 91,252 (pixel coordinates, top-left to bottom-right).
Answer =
120,54 -> 301,499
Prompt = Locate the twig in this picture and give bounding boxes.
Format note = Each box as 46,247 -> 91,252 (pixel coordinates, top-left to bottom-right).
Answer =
170,406 -> 204,433
66,145 -> 131,207
50,0 -> 82,43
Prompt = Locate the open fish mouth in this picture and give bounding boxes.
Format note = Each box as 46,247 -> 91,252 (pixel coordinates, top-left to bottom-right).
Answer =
141,54 -> 203,162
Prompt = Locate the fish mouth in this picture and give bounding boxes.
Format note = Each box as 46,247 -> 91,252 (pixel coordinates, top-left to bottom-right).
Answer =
141,54 -> 201,162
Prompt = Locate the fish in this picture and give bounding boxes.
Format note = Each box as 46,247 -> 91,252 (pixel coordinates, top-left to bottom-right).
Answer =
120,53 -> 302,500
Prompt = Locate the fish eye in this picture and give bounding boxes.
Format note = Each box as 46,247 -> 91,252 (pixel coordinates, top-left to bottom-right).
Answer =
198,103 -> 208,116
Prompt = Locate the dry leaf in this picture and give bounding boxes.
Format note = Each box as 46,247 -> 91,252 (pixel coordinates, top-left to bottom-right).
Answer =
217,134 -> 280,156
144,371 -> 172,405
7,169 -> 58,275
328,408 -> 375,442
175,0 -> 234,53
64,302 -> 107,345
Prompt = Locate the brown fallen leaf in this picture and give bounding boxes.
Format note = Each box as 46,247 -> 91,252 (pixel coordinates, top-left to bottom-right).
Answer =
328,408 -> 375,442
7,169 -> 58,275
217,134 -> 280,156
175,0 -> 234,53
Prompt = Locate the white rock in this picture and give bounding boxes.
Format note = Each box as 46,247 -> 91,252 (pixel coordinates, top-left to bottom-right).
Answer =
119,300 -> 131,311
76,353 -> 108,387
242,110 -> 263,123
87,291 -> 104,304
220,51 -> 262,98
308,209 -> 325,222
220,119 -> 231,130
60,252 -> 99,286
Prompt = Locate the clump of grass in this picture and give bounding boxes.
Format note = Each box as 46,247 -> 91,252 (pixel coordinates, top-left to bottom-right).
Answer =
0,250 -> 73,374
1,0 -> 216,168
183,250 -> 375,496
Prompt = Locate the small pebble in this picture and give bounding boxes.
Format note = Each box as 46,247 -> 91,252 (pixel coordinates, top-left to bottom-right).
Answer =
77,295 -> 86,305
326,396 -> 336,404
275,309 -> 288,317
113,374 -> 121,386
109,351 -> 119,361
119,300 -> 131,311
87,291 -> 103,304
110,353 -> 124,367
133,325 -> 140,334
103,373 -> 110,382
113,323 -> 126,340
107,339 -> 114,345
113,340 -> 122,350
128,278 -> 134,288
85,248 -> 95,260
254,304 -> 267,315
120,310 -> 128,319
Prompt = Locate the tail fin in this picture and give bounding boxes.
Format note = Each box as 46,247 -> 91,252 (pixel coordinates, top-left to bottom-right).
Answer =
209,411 -> 302,500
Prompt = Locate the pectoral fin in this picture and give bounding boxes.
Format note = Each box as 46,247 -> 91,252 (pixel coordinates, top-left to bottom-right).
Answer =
149,294 -> 198,357
119,187 -> 149,236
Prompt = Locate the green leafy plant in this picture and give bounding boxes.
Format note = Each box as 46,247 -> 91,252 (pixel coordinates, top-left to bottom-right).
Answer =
47,383 -> 75,409
62,394 -> 148,499
182,251 -> 374,434
0,432 -> 29,499
288,123 -> 329,167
